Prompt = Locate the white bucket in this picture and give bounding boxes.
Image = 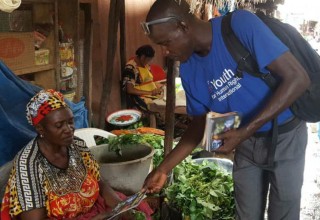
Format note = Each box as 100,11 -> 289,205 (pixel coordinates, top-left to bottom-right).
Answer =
90,144 -> 154,195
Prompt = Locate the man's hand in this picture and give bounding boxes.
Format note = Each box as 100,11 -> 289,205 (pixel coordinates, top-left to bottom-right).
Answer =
143,168 -> 168,194
213,128 -> 249,154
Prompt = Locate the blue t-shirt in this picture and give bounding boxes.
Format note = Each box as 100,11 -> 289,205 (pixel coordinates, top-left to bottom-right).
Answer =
180,10 -> 293,132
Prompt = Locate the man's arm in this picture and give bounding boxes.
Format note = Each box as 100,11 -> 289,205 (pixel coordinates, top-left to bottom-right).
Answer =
157,114 -> 206,173
143,114 -> 206,193
216,51 -> 310,153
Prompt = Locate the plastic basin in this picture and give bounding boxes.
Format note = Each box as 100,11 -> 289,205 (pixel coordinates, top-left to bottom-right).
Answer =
90,144 -> 154,195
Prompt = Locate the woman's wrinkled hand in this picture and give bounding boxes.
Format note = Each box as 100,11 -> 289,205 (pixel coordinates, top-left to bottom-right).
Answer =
119,210 -> 136,220
143,168 -> 168,194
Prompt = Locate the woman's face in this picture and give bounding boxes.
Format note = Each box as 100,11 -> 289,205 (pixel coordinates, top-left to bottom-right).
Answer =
37,107 -> 75,147
140,55 -> 153,66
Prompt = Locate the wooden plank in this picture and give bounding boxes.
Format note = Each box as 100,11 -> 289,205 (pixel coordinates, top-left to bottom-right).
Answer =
98,0 -> 123,128
54,0 -> 60,90
164,59 -> 176,157
148,103 -> 186,115
14,64 -> 55,75
34,69 -> 56,89
23,0 -> 54,3
79,0 -> 93,3
81,2 -> 93,125
119,0 -> 127,108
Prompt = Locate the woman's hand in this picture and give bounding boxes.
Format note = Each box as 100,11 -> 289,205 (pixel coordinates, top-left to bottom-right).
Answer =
91,210 -> 135,220
119,210 -> 136,220
143,168 -> 168,194
151,88 -> 163,96
91,211 -> 113,220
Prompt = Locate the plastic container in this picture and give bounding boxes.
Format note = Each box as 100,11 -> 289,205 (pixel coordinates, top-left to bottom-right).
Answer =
89,144 -> 154,195
35,48 -> 49,65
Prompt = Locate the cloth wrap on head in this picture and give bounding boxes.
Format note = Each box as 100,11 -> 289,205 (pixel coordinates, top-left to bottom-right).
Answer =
26,89 -> 68,126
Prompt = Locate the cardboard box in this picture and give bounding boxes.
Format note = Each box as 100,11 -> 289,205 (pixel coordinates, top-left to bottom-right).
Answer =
0,32 -> 35,70
35,49 -> 50,65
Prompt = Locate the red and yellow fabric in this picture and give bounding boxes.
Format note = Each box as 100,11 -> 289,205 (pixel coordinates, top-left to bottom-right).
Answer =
26,89 -> 68,126
134,67 -> 157,93
0,138 -> 101,220
46,174 -> 100,219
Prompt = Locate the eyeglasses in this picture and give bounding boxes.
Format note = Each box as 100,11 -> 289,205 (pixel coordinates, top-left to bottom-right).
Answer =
140,16 -> 181,35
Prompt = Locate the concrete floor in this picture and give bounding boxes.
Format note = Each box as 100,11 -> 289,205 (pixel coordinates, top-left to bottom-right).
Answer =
300,123 -> 320,219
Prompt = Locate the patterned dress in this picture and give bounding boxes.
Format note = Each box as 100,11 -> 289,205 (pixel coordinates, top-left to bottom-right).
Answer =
122,58 -> 158,111
1,137 -> 101,219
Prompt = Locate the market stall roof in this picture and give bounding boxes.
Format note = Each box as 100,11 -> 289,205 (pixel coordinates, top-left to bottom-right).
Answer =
186,0 -> 281,13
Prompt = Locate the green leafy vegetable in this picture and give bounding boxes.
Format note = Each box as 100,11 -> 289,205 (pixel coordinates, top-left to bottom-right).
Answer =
166,158 -> 235,220
132,210 -> 147,220
106,134 -> 166,167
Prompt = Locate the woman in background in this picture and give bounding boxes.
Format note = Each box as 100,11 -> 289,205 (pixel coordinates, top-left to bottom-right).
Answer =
122,45 -> 163,112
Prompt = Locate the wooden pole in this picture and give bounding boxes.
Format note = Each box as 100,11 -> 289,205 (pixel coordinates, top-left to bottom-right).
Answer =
98,0 -> 124,128
164,59 -> 176,156
119,0 -> 127,108
119,1 -> 126,73
82,3 -> 93,126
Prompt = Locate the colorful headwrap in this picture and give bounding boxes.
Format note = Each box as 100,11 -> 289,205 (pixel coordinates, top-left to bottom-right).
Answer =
26,89 -> 68,126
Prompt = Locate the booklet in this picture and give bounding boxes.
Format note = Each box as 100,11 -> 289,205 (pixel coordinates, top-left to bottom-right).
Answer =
202,111 -> 241,152
104,190 -> 146,220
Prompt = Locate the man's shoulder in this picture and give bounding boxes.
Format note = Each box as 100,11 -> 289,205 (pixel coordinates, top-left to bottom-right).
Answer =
231,9 -> 255,18
230,9 -> 263,27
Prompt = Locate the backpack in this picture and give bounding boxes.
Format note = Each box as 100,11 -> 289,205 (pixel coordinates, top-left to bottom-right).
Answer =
221,10 -> 320,123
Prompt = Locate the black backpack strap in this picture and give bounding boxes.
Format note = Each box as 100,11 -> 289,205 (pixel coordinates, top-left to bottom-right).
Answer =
221,12 -> 278,89
221,12 -> 261,78
221,12 -> 279,170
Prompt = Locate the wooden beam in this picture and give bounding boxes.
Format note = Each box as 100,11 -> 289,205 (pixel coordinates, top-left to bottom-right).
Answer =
119,0 -> 127,108
81,3 -> 93,125
164,59 -> 176,156
98,0 -> 124,128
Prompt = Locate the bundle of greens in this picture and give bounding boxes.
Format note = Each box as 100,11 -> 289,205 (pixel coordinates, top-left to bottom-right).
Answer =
166,158 -> 235,220
106,134 -> 165,168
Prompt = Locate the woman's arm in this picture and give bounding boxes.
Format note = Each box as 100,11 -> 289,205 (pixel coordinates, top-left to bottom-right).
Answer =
126,83 -> 162,96
18,208 -> 49,220
99,180 -> 122,209
96,181 -> 136,220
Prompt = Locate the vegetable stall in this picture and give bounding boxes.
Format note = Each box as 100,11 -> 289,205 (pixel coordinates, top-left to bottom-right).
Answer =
97,131 -> 235,220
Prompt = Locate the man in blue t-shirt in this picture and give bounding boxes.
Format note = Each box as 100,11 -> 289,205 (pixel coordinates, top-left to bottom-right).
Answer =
142,0 -> 310,219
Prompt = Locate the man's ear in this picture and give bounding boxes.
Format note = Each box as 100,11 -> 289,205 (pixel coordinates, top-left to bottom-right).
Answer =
178,21 -> 189,32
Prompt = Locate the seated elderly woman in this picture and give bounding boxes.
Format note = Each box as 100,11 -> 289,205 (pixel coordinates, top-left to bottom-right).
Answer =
0,89 -> 152,220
